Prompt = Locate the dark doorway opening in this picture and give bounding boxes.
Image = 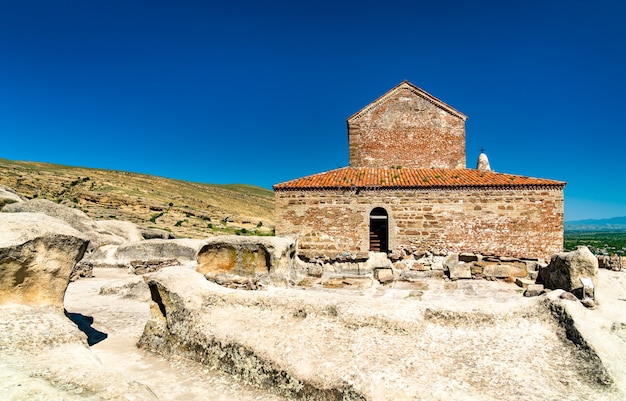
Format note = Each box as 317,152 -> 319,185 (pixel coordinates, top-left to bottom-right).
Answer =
369,207 -> 389,252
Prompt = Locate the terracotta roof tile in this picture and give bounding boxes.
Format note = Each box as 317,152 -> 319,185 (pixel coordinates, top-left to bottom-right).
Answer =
273,167 -> 565,190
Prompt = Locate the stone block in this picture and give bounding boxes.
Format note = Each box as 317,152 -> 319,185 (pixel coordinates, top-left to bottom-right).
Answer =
448,262 -> 472,280
374,268 -> 394,284
470,264 -> 483,275
444,253 -> 459,270
483,264 -> 527,279
539,246 -> 598,297
559,292 -> 579,301
515,278 -> 535,289
524,284 -> 544,297
524,260 -> 541,272
321,275 -> 373,290
365,252 -> 393,270
306,264 -> 323,278
431,261 -> 444,271
393,260 -> 409,270
581,298 -> 596,309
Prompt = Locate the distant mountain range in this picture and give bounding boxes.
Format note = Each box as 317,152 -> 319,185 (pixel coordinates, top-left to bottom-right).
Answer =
565,216 -> 626,231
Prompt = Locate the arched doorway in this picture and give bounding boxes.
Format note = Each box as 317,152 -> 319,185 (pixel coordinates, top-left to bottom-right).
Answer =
369,207 -> 388,252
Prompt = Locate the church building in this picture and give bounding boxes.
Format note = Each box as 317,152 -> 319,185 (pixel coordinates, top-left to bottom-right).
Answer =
273,81 -> 565,260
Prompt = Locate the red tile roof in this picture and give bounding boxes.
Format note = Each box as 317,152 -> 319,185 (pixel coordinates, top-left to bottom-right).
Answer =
273,167 -> 565,190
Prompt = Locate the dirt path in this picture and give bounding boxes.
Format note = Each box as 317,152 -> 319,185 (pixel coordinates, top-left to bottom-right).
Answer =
64,268 -> 288,401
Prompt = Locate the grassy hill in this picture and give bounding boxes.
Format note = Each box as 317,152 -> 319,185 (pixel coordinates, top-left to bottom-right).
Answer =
0,158 -> 275,239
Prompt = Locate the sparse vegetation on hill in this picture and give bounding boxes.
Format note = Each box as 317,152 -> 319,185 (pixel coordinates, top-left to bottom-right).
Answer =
0,158 -> 275,238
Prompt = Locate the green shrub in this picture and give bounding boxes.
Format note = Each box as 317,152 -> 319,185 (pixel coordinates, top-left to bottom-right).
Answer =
150,212 -> 164,223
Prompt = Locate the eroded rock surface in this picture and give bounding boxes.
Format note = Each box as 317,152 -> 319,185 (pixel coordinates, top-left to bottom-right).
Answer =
84,238 -> 206,269
539,246 -> 599,298
0,304 -> 158,401
139,266 -> 622,401
197,235 -> 296,286
0,213 -> 88,309
3,199 -> 134,250
94,219 -> 144,243
0,184 -> 22,208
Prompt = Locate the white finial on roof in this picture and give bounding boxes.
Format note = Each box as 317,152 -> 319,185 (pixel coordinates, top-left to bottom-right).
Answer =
476,147 -> 491,171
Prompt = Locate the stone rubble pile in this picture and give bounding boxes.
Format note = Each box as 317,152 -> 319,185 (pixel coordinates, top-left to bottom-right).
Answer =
597,254 -> 624,271
130,258 -> 181,275
70,260 -> 94,282
205,273 -> 264,290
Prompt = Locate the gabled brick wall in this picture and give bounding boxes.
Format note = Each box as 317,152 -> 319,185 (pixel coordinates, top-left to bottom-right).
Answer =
348,83 -> 466,169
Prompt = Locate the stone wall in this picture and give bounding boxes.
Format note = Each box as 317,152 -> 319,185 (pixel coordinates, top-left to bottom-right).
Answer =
348,85 -> 466,169
275,187 -> 564,260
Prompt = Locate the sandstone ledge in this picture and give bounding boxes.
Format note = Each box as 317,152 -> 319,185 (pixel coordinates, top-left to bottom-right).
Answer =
139,267 -> 621,401
0,304 -> 157,400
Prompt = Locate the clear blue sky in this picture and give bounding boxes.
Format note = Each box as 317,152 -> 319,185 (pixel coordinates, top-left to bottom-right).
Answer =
1,0 -> 625,221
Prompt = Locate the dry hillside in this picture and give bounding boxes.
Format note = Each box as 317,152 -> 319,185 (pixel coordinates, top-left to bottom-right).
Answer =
0,158 -> 275,238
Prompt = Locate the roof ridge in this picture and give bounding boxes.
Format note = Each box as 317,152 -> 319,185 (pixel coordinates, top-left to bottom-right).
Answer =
347,81 -> 468,123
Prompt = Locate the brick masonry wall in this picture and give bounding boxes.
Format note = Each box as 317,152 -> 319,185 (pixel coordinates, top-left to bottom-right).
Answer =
348,87 -> 466,169
275,187 -> 564,260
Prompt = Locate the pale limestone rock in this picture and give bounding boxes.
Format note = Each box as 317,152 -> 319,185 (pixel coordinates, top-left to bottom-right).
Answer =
3,199 -> 127,250
84,239 -> 206,269
515,277 -> 535,289
448,261 -> 472,280
94,219 -> 143,243
539,246 -> 598,298
581,298 -> 597,309
141,227 -> 175,239
374,268 -> 394,283
139,266 -> 620,401
445,255 -> 471,279
559,291 -> 579,302
0,213 -> 88,309
364,251 -> 393,271
482,264 -> 527,279
524,284 -> 544,297
0,304 -> 158,400
0,184 -> 22,207
197,235 -> 297,286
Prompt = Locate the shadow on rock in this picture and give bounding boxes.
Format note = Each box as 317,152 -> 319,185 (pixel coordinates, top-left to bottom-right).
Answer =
65,310 -> 108,346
